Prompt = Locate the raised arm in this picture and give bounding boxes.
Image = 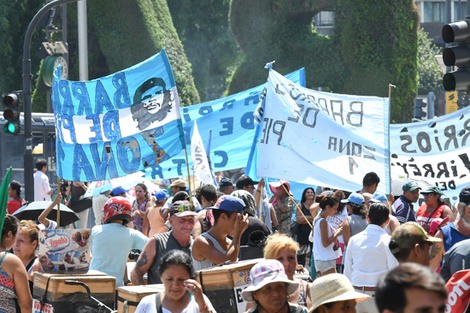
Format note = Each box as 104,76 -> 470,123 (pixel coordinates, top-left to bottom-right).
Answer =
38,194 -> 62,227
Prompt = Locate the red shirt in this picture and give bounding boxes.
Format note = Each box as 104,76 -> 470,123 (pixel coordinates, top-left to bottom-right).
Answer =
7,197 -> 24,214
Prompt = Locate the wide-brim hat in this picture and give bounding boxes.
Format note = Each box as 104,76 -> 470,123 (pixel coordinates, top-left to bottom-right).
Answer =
309,273 -> 370,312
170,179 -> 186,188
269,180 -> 292,195
241,259 -> 299,302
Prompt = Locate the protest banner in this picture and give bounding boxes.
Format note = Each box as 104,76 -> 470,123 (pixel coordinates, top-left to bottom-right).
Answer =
254,69 -> 391,194
390,106 -> 470,201
191,121 -> 213,185
143,69 -> 306,180
52,50 -> 185,181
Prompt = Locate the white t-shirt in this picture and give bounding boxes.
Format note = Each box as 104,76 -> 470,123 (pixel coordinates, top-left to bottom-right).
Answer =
135,293 -> 216,313
34,171 -> 51,201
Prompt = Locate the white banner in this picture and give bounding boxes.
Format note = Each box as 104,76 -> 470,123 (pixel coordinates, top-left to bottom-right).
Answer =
390,106 -> 470,201
191,121 -> 213,185
256,69 -> 391,194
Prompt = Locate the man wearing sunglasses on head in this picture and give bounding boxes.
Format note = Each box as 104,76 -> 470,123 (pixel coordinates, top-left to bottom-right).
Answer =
131,200 -> 197,285
192,195 -> 249,270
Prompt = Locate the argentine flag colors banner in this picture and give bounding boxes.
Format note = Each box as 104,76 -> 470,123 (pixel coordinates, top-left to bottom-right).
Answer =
256,69 -> 391,194
52,50 -> 185,182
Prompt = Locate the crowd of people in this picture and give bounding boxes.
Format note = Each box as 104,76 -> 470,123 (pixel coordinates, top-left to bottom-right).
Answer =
3,163 -> 470,313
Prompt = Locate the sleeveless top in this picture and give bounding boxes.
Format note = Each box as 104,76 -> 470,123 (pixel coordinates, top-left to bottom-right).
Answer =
348,214 -> 368,237
133,199 -> 149,232
416,204 -> 446,228
0,253 -> 16,313
313,218 -> 337,261
441,222 -> 470,251
192,232 -> 227,271
147,207 -> 167,237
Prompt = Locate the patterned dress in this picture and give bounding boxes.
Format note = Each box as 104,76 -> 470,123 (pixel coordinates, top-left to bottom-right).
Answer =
272,195 -> 295,235
0,253 -> 16,313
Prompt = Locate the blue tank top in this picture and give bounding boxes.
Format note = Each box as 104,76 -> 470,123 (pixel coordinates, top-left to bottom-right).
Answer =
441,222 -> 470,251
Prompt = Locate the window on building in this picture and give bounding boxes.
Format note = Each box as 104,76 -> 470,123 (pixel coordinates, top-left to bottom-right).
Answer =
314,11 -> 334,27
453,1 -> 467,21
423,2 -> 446,22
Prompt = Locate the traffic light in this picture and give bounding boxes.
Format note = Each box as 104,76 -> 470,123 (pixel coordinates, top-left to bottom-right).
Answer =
442,20 -> 470,91
414,98 -> 427,120
2,92 -> 21,135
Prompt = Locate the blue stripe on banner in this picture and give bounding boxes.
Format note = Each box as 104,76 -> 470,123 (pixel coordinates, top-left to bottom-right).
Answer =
56,119 -> 184,181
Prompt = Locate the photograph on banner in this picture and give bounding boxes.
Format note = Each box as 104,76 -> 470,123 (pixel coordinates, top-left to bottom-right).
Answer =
38,229 -> 91,272
255,69 -> 391,194
143,69 -> 306,180
390,105 -> 470,201
52,49 -> 185,182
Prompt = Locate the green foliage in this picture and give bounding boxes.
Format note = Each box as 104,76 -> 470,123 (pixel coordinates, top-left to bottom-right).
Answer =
84,0 -> 199,107
229,0 -> 419,123
417,27 -> 444,95
167,0 -> 242,101
0,0 -> 44,96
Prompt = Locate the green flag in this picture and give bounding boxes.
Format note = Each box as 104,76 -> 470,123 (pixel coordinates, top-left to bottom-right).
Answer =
0,167 -> 12,232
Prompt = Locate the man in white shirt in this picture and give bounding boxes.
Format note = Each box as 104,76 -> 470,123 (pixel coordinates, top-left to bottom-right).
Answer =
344,202 -> 399,313
34,158 -> 52,201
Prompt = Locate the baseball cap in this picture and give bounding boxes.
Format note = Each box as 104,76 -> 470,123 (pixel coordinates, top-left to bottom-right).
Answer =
236,175 -> 259,190
154,190 -> 169,202
459,186 -> 470,206
389,222 -> 442,254
429,217 -> 449,236
211,195 -> 245,214
111,186 -> 129,196
420,186 -> 444,195
341,192 -> 364,205
367,192 -> 388,203
402,181 -> 421,192
169,200 -> 197,217
170,179 -> 186,188
219,177 -> 234,187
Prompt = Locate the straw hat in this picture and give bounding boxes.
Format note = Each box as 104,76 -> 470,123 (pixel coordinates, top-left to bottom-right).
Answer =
309,274 -> 370,312
241,259 -> 299,302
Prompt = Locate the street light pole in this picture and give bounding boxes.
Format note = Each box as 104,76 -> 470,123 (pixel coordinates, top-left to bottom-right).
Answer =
23,0 -> 79,201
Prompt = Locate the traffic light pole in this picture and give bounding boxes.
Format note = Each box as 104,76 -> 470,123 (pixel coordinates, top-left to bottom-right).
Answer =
23,0 -> 79,201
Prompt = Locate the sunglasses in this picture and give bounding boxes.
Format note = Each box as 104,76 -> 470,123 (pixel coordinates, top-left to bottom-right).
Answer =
175,204 -> 196,212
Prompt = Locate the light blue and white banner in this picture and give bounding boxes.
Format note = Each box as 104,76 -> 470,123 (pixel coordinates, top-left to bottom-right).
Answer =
143,69 -> 306,180
255,69 -> 391,194
390,106 -> 470,202
52,50 -> 185,181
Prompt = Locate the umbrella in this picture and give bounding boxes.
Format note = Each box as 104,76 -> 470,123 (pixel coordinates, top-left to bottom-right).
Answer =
13,201 -> 79,227
391,178 -> 432,197
84,172 -> 147,197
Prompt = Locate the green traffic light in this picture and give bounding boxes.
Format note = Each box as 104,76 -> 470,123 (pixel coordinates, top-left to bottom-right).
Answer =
4,122 -> 19,134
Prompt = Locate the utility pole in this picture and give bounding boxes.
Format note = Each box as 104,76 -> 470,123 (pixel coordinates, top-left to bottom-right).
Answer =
23,0 -> 79,201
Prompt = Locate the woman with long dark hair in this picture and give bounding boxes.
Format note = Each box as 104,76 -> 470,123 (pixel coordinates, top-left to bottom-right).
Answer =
296,188 -> 315,266
7,181 -> 24,215
132,183 -> 152,233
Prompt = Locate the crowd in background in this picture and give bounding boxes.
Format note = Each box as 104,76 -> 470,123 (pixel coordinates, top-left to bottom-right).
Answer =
2,161 -> 467,313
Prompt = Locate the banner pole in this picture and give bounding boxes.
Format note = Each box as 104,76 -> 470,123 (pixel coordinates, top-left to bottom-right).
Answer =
280,180 -> 313,229
56,177 -> 61,227
184,147 -> 193,205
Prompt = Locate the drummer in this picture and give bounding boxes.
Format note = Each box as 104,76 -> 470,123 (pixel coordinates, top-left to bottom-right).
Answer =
37,195 -> 62,230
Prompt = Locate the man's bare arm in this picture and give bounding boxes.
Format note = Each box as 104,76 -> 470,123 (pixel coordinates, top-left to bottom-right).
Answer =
429,231 -> 445,271
130,238 -> 156,285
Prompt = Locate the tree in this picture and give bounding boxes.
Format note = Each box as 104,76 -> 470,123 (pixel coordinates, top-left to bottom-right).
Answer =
417,27 -> 444,95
